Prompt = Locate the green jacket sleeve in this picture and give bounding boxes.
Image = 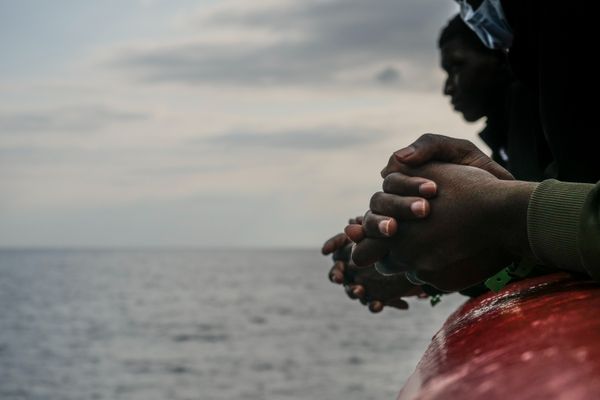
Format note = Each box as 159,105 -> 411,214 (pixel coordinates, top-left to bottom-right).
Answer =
527,179 -> 600,280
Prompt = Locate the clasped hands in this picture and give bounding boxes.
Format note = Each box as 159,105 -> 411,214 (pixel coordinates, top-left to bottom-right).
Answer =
323,134 -> 537,311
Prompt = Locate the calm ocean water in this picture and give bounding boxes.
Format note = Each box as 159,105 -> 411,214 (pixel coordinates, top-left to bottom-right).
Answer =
0,249 -> 464,400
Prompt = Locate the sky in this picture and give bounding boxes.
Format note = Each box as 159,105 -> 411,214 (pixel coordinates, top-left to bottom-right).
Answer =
0,0 -> 486,248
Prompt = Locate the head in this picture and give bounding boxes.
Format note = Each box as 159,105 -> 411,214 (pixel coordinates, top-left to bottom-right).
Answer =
438,15 -> 512,122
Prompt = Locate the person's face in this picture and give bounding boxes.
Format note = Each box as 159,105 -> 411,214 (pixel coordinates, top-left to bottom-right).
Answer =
440,38 -> 507,122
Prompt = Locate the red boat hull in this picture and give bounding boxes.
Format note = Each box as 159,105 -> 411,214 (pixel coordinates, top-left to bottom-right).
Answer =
398,273 -> 600,400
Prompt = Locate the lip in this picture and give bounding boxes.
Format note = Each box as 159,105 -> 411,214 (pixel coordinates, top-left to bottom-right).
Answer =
451,101 -> 464,111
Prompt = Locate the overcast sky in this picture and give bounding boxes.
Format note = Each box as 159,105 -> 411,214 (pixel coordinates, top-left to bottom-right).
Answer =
0,0 -> 485,248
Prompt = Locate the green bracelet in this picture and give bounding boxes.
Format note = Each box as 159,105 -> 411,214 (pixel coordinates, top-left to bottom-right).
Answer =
429,294 -> 442,306
421,283 -> 445,307
484,259 -> 535,292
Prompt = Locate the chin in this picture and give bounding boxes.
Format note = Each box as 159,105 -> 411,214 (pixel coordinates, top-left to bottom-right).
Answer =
461,111 -> 484,123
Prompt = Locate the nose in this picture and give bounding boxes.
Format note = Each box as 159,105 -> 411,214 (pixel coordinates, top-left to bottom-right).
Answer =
444,76 -> 454,96
444,73 -> 458,96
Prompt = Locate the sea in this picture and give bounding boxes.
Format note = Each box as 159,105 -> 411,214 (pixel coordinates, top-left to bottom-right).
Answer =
0,249 -> 464,400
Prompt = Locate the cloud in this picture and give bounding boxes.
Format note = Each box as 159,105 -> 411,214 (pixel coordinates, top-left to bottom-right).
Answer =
375,67 -> 402,85
206,127 -> 386,150
0,105 -> 148,134
114,0 -> 456,88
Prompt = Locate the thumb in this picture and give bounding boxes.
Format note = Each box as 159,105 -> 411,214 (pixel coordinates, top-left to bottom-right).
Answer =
389,133 -> 514,180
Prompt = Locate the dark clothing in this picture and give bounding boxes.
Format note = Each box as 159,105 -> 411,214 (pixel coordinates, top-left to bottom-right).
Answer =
467,1 -> 600,294
529,180 -> 600,280
478,107 -> 509,169
505,81 -> 553,181
478,80 -> 552,182
503,1 -> 600,183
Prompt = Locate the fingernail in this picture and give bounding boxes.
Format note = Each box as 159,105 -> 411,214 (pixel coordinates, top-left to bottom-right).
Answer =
378,219 -> 391,236
352,287 -> 362,297
394,146 -> 415,160
419,181 -> 437,196
410,200 -> 426,217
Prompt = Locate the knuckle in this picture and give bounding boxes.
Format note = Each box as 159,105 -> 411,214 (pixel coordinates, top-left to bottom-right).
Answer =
382,175 -> 394,192
351,248 -> 364,266
456,138 -> 475,149
418,133 -> 435,144
369,192 -> 384,210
